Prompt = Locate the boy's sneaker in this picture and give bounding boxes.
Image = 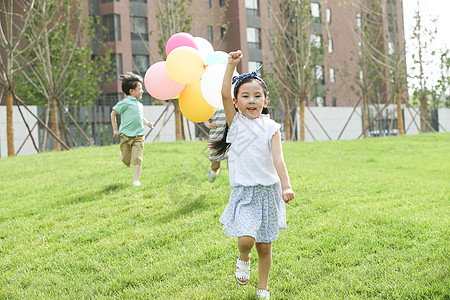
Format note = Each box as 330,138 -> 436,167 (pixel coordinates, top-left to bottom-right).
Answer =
207,169 -> 219,182
133,180 -> 141,186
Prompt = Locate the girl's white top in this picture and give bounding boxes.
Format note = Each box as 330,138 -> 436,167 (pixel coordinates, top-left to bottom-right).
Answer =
226,113 -> 281,187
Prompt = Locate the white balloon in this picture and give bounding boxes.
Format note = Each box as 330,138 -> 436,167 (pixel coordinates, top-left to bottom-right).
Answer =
194,37 -> 214,58
201,64 -> 238,109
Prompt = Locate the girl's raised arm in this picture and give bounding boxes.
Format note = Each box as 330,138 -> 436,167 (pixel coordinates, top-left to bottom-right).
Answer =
222,50 -> 242,126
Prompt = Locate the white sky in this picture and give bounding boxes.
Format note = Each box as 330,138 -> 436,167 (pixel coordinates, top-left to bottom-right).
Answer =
402,0 -> 450,87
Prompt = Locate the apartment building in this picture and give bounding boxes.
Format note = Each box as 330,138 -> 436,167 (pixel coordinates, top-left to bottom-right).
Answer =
1,0 -> 402,108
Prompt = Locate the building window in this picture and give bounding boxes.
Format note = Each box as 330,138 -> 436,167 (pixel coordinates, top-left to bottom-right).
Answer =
141,93 -> 152,105
90,15 -> 100,42
315,96 -> 325,107
310,33 -> 322,50
326,8 -> 331,23
268,0 -> 272,19
247,27 -> 261,49
105,93 -> 123,106
269,29 -> 273,50
207,26 -> 213,42
359,70 -> 364,83
131,16 -> 148,40
329,68 -> 335,83
206,0 -> 211,8
248,61 -> 261,72
108,53 -> 123,81
311,3 -> 320,18
221,26 -> 227,41
356,13 -> 361,27
388,42 -> 394,55
130,0 -> 147,2
313,65 -> 325,85
132,55 -> 149,76
245,0 -> 259,16
332,97 -> 337,107
102,14 -> 121,42
219,0 -> 226,7
102,0 -> 119,3
328,38 -> 333,53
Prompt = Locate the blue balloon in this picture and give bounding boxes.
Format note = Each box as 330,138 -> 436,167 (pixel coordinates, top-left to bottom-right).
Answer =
205,51 -> 228,67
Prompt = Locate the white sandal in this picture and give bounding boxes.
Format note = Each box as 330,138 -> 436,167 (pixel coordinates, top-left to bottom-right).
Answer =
235,255 -> 250,285
256,289 -> 270,299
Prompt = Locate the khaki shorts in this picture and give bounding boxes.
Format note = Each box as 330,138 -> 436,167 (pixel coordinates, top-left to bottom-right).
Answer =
120,135 -> 144,166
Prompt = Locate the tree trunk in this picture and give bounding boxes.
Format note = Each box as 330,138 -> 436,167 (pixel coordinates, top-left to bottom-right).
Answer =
362,93 -> 369,138
419,93 -> 427,132
299,98 -> 306,142
50,100 -> 61,151
173,99 -> 185,141
396,91 -> 404,135
285,114 -> 292,141
6,91 -> 15,157
283,91 -> 291,141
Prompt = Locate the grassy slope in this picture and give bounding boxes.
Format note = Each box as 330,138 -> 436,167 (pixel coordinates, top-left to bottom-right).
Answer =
0,133 -> 449,299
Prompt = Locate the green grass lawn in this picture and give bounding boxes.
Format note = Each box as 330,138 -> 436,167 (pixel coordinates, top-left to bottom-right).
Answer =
0,133 -> 449,299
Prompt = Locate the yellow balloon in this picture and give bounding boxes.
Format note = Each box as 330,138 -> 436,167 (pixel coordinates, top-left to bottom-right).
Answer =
179,80 -> 216,123
166,46 -> 206,84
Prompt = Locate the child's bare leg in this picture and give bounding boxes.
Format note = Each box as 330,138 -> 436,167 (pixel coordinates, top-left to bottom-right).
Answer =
238,236 -> 254,261
237,236 -> 254,284
134,164 -> 142,181
255,242 -> 272,290
211,161 -> 220,172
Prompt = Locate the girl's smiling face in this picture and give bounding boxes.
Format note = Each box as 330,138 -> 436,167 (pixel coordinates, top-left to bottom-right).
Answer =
233,79 -> 269,119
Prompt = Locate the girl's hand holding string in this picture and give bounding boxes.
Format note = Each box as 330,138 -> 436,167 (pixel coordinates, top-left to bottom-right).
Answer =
282,188 -> 295,204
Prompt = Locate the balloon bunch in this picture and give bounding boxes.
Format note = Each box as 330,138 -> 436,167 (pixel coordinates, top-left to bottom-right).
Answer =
144,32 -> 236,123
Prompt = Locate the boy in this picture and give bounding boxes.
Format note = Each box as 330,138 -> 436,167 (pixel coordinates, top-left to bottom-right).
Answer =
110,72 -> 154,186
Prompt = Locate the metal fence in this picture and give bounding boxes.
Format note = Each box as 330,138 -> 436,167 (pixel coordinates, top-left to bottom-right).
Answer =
1,104 -> 448,158
38,106 -> 117,151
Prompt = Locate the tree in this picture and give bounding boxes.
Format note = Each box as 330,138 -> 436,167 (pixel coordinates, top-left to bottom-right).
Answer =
436,50 -> 450,108
356,1 -> 389,137
341,0 -> 396,138
0,0 -> 36,157
150,0 -> 194,141
409,0 -> 438,132
268,0 -> 320,141
19,0 -> 110,151
356,0 -> 408,136
385,0 -> 408,135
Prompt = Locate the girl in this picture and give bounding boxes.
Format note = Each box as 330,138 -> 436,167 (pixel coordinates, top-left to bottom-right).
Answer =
212,50 -> 294,299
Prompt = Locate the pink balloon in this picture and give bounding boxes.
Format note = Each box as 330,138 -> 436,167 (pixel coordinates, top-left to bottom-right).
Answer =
144,61 -> 186,100
165,32 -> 198,56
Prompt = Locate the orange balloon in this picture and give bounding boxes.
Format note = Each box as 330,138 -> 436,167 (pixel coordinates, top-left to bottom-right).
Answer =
166,46 -> 206,84
179,80 -> 216,123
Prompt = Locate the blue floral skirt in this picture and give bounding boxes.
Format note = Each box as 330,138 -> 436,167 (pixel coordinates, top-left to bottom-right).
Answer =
219,183 -> 286,243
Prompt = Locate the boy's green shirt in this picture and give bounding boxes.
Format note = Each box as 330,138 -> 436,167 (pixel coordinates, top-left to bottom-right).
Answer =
112,95 -> 145,137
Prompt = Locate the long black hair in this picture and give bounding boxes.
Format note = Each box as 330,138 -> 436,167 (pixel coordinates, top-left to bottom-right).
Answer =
210,77 -> 269,157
